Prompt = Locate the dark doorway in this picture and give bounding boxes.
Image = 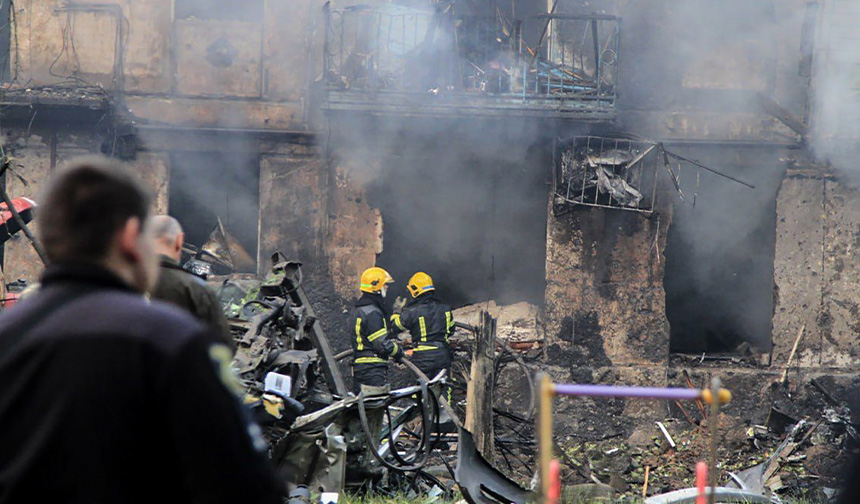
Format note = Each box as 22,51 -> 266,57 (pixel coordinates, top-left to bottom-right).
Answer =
168,152 -> 260,265
664,147 -> 785,354
361,121 -> 550,308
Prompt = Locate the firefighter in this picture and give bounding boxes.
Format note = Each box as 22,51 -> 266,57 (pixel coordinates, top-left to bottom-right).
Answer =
350,266 -> 403,394
391,272 -> 454,401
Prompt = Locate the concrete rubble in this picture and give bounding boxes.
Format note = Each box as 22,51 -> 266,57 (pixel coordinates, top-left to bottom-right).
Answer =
453,301 -> 542,346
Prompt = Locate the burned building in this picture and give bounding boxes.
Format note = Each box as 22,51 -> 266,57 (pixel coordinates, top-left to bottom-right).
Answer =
3,0 -> 860,470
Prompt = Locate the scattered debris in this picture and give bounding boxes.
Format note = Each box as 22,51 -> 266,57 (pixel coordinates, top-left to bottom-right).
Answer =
551,378 -> 857,502
453,301 -> 541,346
200,217 -> 256,273
656,422 -> 676,449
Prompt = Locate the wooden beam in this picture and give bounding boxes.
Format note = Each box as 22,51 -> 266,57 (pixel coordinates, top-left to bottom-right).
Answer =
465,311 -> 496,459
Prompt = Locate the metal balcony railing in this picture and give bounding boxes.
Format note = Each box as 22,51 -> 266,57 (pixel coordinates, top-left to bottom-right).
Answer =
323,4 -> 619,115
553,136 -> 661,215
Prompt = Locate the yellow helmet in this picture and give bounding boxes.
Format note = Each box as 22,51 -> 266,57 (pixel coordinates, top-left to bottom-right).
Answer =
360,267 -> 394,293
407,272 -> 435,298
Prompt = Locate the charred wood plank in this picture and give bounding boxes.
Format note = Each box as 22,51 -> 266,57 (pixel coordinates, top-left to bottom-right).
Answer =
466,311 -> 496,459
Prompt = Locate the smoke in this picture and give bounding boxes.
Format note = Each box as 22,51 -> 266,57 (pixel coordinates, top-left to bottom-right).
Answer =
326,0 -> 802,329
167,149 -> 260,257
332,116 -> 553,308
136,0 -> 824,350
611,0 -> 806,353
324,0 -> 570,307
808,2 -> 860,175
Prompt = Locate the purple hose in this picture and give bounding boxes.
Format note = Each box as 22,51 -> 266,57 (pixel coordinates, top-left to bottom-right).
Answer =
553,383 -> 702,401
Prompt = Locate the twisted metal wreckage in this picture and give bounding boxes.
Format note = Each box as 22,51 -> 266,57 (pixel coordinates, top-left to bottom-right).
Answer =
219,253 -> 537,503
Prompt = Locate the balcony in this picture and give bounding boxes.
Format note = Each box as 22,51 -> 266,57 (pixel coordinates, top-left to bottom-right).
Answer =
322,4 -> 619,121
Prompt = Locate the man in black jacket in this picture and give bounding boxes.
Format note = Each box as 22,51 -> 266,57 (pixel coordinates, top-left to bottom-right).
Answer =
391,272 -> 454,400
0,157 -> 282,504
151,214 -> 232,349
349,266 -> 402,393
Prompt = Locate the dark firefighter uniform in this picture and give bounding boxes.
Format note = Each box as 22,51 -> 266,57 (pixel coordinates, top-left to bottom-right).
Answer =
391,272 -> 454,399
350,267 -> 402,391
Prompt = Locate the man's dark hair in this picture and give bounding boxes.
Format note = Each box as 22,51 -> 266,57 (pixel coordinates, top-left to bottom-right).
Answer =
38,156 -> 152,263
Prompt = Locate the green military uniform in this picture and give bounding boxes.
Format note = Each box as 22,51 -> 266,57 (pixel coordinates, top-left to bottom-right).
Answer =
151,255 -> 233,349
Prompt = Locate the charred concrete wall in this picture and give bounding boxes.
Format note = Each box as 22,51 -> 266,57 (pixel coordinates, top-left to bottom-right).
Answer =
543,189 -> 673,437
545,205 -> 672,367
10,0 -> 325,129
772,163 -> 860,371
2,126 -> 168,282
256,148 -> 382,346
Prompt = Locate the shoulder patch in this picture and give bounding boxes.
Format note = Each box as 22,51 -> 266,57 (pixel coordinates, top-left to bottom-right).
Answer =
209,344 -> 243,396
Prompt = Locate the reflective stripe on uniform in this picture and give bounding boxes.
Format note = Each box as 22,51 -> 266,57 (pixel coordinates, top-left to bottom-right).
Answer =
392,313 -> 407,332
355,317 -> 364,351
414,344 -> 441,352
445,311 -> 453,342
355,356 -> 386,364
418,316 -> 427,342
368,327 -> 387,341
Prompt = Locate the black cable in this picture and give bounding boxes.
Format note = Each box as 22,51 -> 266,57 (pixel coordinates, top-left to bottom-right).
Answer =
386,407 -> 422,466
356,379 -> 434,472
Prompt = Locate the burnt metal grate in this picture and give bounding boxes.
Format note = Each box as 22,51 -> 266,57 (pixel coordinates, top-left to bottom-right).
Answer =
553,136 -> 755,216
553,136 -> 663,215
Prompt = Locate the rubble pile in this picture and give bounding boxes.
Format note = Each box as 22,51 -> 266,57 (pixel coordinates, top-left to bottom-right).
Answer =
555,395 -> 855,501
195,252 -> 855,503
453,301 -> 542,347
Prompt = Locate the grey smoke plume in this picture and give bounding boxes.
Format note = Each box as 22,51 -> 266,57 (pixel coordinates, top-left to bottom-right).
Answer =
809,2 -> 860,174
612,0 -> 805,352
332,117 -> 553,308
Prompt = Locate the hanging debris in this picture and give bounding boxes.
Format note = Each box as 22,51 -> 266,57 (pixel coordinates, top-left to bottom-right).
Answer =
553,136 -> 755,215
554,136 -> 661,213
199,217 -> 256,273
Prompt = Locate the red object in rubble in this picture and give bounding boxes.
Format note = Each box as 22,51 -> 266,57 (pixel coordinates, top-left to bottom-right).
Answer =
0,197 -> 36,244
547,459 -> 561,504
1,292 -> 19,309
0,197 -> 35,223
0,197 -> 37,310
696,461 -> 708,504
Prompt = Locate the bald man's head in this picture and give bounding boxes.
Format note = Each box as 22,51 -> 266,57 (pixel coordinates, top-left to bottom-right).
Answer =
152,215 -> 184,261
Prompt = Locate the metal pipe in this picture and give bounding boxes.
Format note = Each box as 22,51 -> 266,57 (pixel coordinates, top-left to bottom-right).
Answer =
537,373 -> 554,504
708,377 -> 721,504
553,383 -> 703,401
